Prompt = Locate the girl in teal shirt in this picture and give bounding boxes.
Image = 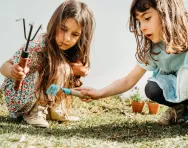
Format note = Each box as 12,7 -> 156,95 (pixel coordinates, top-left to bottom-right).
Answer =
78,0 -> 188,126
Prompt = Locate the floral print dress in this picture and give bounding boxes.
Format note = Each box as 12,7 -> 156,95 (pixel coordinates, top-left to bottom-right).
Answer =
1,35 -> 45,118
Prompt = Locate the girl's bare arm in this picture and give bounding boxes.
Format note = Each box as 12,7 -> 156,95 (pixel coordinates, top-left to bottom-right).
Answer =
1,59 -> 14,78
1,59 -> 28,80
100,64 -> 146,98
78,64 -> 146,100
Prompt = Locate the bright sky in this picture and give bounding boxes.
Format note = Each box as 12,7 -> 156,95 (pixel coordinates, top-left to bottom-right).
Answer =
0,0 -> 187,97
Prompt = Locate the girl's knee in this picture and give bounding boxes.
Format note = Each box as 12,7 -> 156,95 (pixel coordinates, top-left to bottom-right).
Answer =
145,81 -> 163,100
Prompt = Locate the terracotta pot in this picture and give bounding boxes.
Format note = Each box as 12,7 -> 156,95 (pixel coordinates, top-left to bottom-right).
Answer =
131,100 -> 144,113
147,102 -> 160,114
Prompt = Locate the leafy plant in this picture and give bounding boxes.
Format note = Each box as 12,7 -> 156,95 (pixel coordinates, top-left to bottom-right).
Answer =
130,86 -> 143,102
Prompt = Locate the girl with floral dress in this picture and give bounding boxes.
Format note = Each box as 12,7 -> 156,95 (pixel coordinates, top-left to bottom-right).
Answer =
0,0 -> 95,128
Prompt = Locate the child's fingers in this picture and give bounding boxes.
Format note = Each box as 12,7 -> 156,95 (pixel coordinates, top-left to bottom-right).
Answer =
12,72 -> 25,80
15,65 -> 25,75
79,98 -> 93,103
15,64 -> 24,72
74,87 -> 92,91
81,90 -> 92,96
12,65 -> 26,80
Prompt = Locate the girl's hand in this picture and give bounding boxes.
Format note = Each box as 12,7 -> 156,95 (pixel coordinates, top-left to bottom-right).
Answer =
10,64 -> 29,80
74,87 -> 102,102
69,60 -> 89,77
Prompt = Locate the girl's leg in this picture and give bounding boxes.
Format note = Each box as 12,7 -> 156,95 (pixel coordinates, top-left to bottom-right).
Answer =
176,67 -> 188,122
145,81 -> 185,125
23,102 -> 49,128
47,63 -> 79,122
145,81 -> 173,106
145,81 -> 188,106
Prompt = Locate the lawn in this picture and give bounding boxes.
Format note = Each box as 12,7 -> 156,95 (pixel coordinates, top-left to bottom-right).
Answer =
0,90 -> 188,148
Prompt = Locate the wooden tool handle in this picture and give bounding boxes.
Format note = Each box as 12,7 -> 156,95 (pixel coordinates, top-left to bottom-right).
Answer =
70,89 -> 91,99
14,57 -> 29,91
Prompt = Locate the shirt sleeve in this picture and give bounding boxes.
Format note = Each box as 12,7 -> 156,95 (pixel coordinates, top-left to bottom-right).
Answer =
137,57 -> 158,71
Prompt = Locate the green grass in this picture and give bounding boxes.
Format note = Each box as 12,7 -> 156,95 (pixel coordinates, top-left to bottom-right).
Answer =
0,91 -> 188,148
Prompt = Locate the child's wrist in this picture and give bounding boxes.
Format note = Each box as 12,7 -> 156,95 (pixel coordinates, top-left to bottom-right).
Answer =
98,89 -> 106,98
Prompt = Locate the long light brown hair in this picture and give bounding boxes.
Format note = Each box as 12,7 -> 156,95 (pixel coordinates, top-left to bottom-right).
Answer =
36,0 -> 95,105
129,0 -> 188,64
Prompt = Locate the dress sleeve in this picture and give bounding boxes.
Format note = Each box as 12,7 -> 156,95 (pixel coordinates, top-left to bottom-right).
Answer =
12,35 -> 45,72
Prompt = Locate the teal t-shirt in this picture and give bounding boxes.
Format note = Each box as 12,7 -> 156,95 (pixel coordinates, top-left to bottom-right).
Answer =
138,41 -> 188,103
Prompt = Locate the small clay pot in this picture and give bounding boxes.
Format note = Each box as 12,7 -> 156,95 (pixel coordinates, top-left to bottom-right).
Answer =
131,100 -> 144,113
147,102 -> 160,114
